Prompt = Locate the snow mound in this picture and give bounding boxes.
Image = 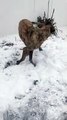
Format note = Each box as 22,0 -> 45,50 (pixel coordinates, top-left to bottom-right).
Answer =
0,28 -> 67,120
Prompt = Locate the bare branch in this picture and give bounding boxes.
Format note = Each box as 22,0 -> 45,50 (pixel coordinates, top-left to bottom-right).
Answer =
47,0 -> 50,18
43,11 -> 46,20
51,9 -> 55,19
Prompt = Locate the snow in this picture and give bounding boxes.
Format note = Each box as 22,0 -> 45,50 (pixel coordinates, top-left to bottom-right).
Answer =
0,27 -> 67,120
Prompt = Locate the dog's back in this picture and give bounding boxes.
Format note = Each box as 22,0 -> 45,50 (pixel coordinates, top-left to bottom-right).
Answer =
18,19 -> 33,43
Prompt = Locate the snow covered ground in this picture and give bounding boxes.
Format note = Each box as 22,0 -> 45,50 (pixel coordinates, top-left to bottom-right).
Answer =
0,27 -> 67,120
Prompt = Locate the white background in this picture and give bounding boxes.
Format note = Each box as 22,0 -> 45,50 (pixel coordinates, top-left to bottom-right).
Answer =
0,0 -> 67,37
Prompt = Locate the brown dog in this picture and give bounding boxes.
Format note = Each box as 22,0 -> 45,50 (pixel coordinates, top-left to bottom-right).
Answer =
17,19 -> 53,66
